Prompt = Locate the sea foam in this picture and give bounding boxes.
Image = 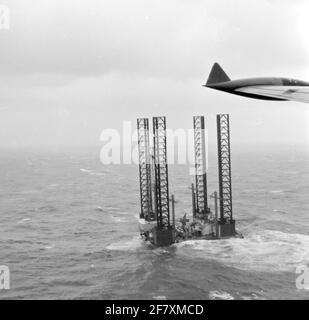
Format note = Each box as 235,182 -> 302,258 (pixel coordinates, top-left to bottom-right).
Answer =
175,229 -> 309,272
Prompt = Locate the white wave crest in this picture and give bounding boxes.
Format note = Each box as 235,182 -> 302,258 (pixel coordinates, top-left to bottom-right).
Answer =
17,218 -> 31,224
153,296 -> 167,300
209,290 -> 234,300
270,190 -> 284,194
106,236 -> 144,251
110,216 -> 127,223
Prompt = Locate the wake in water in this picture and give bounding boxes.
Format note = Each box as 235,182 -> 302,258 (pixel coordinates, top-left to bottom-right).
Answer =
105,230 -> 309,273
175,229 -> 309,272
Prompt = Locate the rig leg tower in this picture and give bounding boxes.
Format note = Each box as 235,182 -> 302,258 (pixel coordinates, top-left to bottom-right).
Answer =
137,116 -> 174,246
152,116 -> 174,246
216,114 -> 236,237
137,118 -> 155,221
193,116 -> 210,219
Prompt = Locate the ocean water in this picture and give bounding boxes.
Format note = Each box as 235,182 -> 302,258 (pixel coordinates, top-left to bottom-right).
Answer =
0,146 -> 309,300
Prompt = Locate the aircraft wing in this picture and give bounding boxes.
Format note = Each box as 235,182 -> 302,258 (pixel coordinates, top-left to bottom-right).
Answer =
235,86 -> 309,103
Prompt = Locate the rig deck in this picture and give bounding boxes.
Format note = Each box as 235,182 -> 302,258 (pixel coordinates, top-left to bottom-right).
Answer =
139,215 -> 242,247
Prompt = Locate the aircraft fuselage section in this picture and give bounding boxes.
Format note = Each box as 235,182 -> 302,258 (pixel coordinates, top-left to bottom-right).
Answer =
205,77 -> 309,101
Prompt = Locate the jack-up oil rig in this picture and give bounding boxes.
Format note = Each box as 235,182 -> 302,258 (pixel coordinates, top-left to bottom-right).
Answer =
137,114 -> 242,246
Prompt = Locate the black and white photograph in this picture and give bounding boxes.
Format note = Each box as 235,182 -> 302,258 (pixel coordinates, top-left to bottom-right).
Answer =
0,0 -> 309,307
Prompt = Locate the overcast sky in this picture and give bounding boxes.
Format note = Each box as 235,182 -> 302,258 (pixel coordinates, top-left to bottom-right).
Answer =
0,0 -> 309,149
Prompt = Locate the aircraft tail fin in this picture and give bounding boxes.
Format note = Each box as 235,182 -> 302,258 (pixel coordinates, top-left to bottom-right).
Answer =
206,63 -> 230,85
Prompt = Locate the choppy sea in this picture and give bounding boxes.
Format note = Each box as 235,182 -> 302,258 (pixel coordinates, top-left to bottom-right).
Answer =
0,146 -> 309,300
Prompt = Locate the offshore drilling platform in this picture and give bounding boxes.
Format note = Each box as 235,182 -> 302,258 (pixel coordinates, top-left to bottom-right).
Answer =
137,114 -> 241,246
